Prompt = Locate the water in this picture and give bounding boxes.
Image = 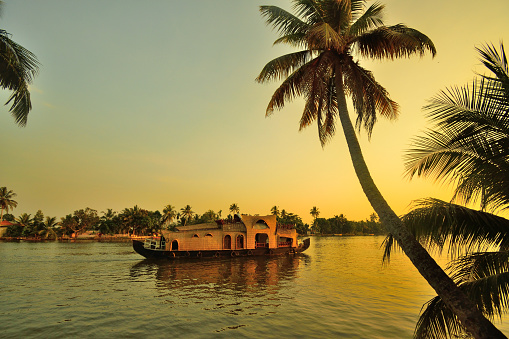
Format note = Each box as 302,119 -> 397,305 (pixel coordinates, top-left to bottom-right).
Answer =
0,237 -> 507,338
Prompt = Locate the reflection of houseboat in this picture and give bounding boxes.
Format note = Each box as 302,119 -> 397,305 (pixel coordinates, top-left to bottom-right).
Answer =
132,214 -> 310,260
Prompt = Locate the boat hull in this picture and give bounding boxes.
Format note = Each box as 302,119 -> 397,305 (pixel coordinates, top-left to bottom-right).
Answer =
132,238 -> 310,260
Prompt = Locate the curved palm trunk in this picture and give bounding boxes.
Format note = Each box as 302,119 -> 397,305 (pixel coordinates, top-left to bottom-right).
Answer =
334,66 -> 505,339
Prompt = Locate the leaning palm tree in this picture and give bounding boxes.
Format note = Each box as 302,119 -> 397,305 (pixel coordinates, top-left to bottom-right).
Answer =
0,186 -> 17,221
382,43 -> 509,338
256,1 -> 502,337
0,1 -> 40,126
180,205 -> 194,226
229,203 -> 240,215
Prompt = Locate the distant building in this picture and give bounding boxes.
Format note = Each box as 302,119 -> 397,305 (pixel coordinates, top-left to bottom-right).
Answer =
0,220 -> 14,237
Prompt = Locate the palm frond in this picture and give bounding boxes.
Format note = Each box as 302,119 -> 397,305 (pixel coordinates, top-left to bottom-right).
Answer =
260,5 -> 309,39
256,50 -> 314,83
402,199 -> 509,256
349,2 -> 385,37
273,32 -> 308,48
297,51 -> 337,145
342,57 -> 398,136
414,295 -> 466,339
263,52 -> 328,116
449,252 -> 509,318
476,43 -> 509,118
355,24 -> 436,60
0,30 -> 40,126
307,22 -> 345,50
381,233 -> 403,264
407,77 -> 509,211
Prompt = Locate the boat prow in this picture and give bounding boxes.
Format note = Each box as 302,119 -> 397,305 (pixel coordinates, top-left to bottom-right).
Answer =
296,238 -> 310,253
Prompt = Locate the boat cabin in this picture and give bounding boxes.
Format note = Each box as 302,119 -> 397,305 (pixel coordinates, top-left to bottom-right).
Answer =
160,214 -> 297,252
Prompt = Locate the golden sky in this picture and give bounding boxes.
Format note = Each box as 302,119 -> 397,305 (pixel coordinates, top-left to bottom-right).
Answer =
1,0 -> 508,224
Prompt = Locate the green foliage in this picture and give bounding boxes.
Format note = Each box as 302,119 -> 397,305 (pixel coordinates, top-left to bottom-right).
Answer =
313,213 -> 385,235
383,43 -> 509,338
0,187 -> 17,221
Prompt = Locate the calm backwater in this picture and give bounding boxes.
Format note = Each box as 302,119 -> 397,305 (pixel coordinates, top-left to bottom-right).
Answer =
1,236 -> 507,338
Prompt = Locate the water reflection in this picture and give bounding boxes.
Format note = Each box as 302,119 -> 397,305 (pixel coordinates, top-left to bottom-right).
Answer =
130,254 -> 309,293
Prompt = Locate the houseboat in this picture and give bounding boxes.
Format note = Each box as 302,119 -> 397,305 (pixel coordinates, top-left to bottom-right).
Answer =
132,214 -> 310,260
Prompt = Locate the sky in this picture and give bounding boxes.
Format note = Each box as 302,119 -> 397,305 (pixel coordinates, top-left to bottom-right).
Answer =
1,0 -> 508,224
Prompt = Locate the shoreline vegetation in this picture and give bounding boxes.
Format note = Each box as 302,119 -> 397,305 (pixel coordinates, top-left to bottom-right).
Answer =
0,232 -> 380,243
0,194 -> 386,241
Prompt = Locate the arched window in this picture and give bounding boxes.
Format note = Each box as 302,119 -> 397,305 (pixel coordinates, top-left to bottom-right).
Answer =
224,235 -> 232,249
254,220 -> 269,229
236,235 -> 244,249
205,233 -> 213,237
192,234 -> 199,238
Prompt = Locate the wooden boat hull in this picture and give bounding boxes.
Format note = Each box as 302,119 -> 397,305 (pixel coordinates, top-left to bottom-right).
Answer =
132,238 -> 310,260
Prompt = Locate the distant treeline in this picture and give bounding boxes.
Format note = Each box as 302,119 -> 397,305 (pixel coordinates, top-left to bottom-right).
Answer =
312,213 -> 386,235
1,206 -> 384,239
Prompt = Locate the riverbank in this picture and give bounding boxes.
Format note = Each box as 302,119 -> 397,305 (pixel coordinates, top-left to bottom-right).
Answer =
0,235 -> 150,242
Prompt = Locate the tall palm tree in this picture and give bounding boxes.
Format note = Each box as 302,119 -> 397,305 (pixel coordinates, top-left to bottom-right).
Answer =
256,1 -> 501,337
310,206 -> 320,231
180,205 -> 194,226
162,204 -> 177,227
0,187 -> 17,221
0,1 -> 40,126
229,203 -> 240,215
383,43 -> 509,338
271,205 -> 280,217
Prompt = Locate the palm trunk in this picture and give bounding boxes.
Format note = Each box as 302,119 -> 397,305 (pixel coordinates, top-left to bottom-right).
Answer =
334,66 -> 505,339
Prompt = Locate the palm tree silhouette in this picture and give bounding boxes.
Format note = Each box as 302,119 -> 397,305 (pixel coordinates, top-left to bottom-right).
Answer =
256,1 -> 501,336
0,2 -> 40,126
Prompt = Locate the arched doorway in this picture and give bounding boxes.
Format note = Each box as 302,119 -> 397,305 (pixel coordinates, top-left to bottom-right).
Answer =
255,233 -> 268,248
171,240 -> 179,251
224,235 -> 232,249
236,235 -> 244,249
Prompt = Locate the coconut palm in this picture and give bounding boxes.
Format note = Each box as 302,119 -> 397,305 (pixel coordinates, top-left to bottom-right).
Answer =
229,203 -> 240,215
0,1 -> 40,126
162,204 -> 177,227
0,187 -> 17,221
15,212 -> 31,227
39,216 -> 58,239
271,205 -> 280,217
98,209 -> 117,235
180,205 -> 194,226
310,206 -> 320,232
256,1 -> 501,337
382,43 -> 509,338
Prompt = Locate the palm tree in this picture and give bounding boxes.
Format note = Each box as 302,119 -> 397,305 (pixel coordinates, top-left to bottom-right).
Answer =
0,1 -> 40,126
180,205 -> 194,226
271,205 -> 280,217
15,212 -> 32,227
0,187 -> 17,221
162,204 -> 177,227
256,1 -> 501,337
98,209 -> 117,235
39,216 -> 58,240
382,43 -> 509,338
229,203 -> 240,215
310,206 -> 320,232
